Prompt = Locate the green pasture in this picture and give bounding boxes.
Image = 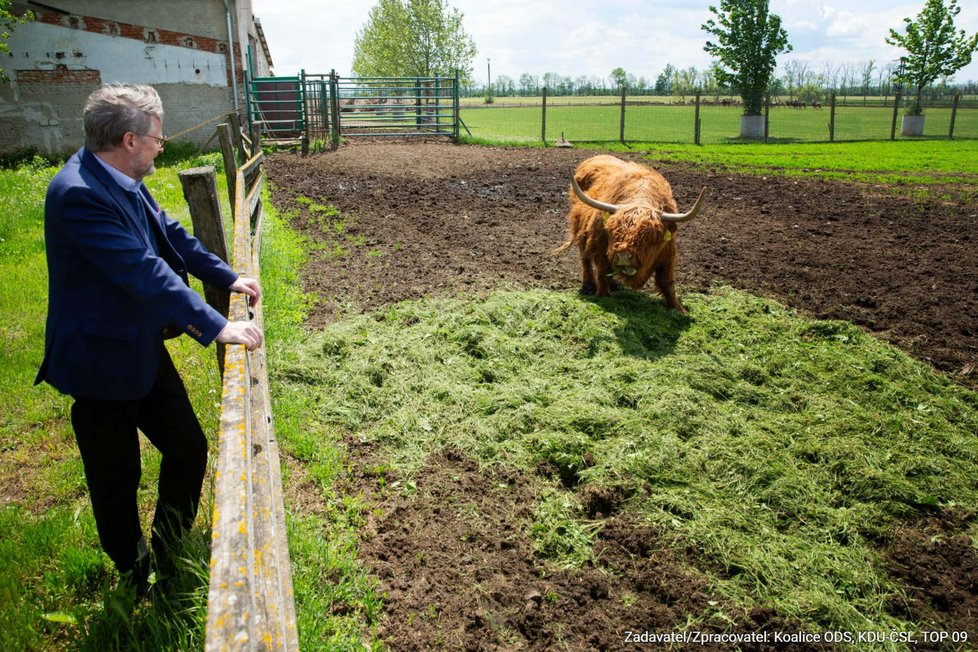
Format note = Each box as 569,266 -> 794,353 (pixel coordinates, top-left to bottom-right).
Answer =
2,139 -> 977,650
460,103 -> 978,144
460,94 -> 978,109
637,140 -> 978,202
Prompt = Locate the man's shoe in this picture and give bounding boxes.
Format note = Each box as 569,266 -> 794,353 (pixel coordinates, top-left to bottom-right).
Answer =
117,537 -> 151,601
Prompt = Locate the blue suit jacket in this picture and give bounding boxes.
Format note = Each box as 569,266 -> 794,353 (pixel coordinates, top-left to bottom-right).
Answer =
35,148 -> 238,400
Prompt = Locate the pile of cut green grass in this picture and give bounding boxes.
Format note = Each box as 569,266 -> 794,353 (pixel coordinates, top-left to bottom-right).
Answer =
272,287 -> 978,638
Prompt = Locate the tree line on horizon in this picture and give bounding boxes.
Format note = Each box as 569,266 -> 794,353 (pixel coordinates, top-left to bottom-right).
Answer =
352,0 -> 977,119
467,61 -> 978,102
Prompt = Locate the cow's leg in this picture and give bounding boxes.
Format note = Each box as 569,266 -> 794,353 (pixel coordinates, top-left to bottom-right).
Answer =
658,281 -> 685,313
654,256 -> 686,313
592,257 -> 613,296
578,245 -> 597,295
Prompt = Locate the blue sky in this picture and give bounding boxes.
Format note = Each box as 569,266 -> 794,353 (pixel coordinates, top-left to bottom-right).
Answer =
252,0 -> 978,85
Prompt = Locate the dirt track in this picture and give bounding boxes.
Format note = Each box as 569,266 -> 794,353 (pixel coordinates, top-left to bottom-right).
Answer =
266,142 -> 978,650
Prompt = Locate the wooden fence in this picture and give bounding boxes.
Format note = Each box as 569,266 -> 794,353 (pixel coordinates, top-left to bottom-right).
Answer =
179,115 -> 298,651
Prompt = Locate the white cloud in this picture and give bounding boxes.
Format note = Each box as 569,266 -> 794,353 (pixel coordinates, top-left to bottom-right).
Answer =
251,0 -> 978,83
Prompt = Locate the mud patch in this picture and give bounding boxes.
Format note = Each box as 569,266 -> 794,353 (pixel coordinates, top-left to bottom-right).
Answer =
883,513 -> 978,650
346,446 -> 826,651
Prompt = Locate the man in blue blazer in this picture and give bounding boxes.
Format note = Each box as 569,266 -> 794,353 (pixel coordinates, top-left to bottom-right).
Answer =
35,84 -> 263,598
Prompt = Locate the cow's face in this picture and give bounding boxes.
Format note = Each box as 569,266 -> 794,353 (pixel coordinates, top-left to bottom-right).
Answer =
605,206 -> 675,284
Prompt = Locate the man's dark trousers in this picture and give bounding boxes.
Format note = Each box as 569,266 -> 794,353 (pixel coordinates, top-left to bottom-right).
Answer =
70,345 -> 208,579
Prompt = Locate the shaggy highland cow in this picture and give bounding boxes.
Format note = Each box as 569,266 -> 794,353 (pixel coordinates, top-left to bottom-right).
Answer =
555,155 -> 708,313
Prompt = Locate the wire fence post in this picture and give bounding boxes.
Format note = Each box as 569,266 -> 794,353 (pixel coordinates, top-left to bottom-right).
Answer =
949,92 -> 960,140
829,93 -> 836,142
453,69 -> 461,142
541,86 -> 548,145
764,94 -> 770,143
890,88 -> 902,141
619,85 -> 626,145
694,90 -> 702,145
300,68 -> 309,154
329,70 -> 340,150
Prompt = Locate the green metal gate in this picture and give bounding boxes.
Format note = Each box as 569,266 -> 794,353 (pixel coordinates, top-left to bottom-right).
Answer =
334,73 -> 459,140
247,70 -> 459,145
249,75 -> 304,139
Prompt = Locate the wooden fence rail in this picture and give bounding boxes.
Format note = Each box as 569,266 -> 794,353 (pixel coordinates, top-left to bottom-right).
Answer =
181,118 -> 298,651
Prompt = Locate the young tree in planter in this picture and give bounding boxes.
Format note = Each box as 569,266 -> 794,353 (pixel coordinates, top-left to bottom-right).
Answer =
885,0 -> 978,120
702,0 -> 791,138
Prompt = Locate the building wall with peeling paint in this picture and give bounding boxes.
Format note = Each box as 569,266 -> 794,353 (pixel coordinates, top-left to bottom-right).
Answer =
0,0 -> 273,156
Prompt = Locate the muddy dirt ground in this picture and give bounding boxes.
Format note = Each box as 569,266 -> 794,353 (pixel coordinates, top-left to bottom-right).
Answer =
266,142 -> 978,650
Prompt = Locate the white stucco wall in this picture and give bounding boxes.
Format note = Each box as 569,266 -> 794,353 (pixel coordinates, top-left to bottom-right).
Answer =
7,22 -> 229,87
0,21 -> 237,156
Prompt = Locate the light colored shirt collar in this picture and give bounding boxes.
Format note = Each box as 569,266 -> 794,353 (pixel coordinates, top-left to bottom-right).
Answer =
90,148 -> 142,194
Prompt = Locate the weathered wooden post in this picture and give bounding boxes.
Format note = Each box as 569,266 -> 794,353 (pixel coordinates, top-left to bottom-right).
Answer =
227,111 -> 249,163
694,90 -> 702,145
178,166 -> 231,375
217,122 -> 238,209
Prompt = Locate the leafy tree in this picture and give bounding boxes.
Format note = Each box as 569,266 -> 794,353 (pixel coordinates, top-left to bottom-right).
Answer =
654,64 -> 676,95
352,0 -> 477,83
518,72 -> 539,95
0,0 -> 32,82
701,64 -> 720,99
885,0 -> 978,114
610,67 -> 628,89
796,83 -> 824,104
671,66 -> 698,102
702,0 -> 791,115
860,60 -> 877,97
494,74 -> 514,96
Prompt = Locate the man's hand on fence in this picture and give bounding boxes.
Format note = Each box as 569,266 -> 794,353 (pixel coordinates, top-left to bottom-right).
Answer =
230,277 -> 262,307
217,321 -> 264,351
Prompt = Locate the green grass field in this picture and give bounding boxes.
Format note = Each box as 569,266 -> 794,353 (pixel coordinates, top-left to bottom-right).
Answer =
460,103 -> 978,145
0,153 -> 227,650
2,140 -> 977,649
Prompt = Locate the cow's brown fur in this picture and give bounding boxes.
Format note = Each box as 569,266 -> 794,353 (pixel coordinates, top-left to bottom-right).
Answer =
555,155 -> 688,312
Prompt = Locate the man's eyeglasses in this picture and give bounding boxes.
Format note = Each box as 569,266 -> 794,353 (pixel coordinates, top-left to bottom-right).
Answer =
141,133 -> 167,149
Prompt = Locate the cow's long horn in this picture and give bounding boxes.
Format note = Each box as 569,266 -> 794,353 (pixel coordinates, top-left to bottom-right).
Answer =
571,175 -> 620,214
660,187 -> 708,223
